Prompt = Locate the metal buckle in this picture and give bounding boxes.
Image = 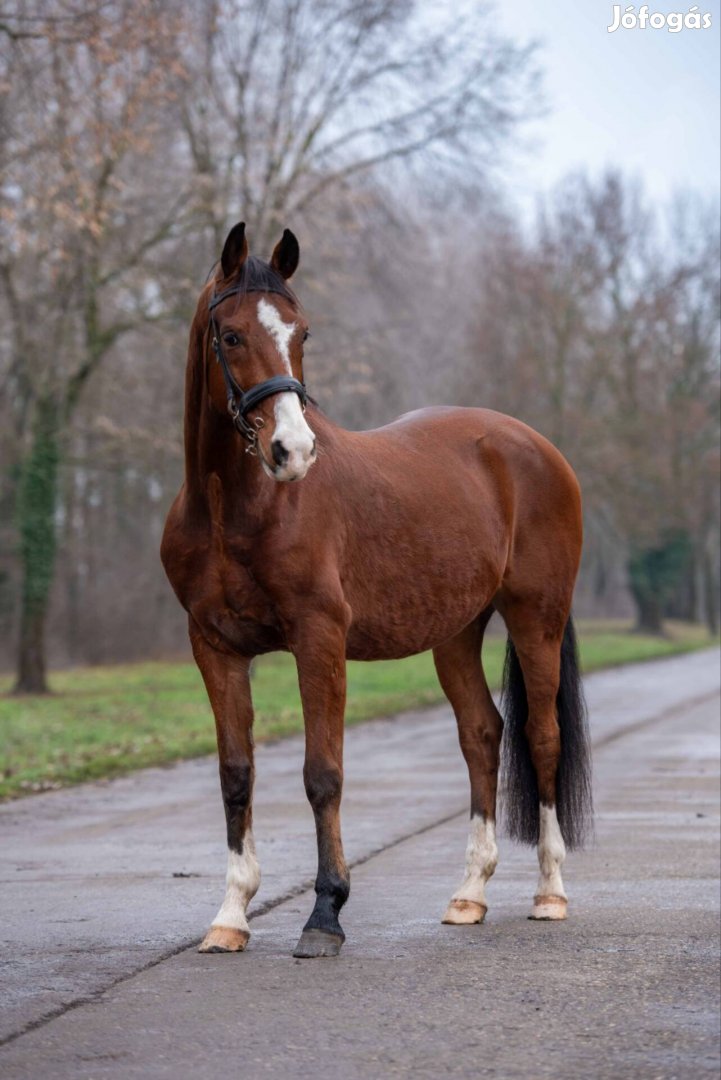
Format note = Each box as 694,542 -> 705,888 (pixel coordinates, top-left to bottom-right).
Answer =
245,416 -> 264,456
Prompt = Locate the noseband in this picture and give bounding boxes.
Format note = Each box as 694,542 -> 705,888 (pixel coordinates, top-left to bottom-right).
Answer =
208,284 -> 308,452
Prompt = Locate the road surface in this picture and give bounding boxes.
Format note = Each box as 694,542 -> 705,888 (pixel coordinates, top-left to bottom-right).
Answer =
0,649 -> 719,1078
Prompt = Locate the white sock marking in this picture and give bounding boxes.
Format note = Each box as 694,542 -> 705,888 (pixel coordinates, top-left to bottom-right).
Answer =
211,835 -> 261,932
452,815 -> 498,906
537,804 -> 566,899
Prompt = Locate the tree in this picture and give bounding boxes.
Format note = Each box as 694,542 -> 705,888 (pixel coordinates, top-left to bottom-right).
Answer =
586,177 -> 720,633
2,0 -> 541,685
177,0 -> 540,254
458,173 -> 720,634
1,0 -> 190,690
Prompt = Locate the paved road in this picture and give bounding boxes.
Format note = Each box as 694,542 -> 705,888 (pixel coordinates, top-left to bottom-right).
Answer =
0,650 -> 719,1077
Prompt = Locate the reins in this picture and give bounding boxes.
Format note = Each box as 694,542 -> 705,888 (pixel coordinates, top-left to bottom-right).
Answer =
208,284 -> 308,454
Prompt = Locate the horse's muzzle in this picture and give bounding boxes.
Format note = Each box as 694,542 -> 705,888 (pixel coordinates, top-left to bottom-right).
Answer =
266,442 -> 317,482
262,394 -> 317,481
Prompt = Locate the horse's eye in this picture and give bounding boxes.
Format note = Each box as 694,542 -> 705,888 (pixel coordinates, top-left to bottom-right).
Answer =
302,329 -> 311,343
223,333 -> 241,347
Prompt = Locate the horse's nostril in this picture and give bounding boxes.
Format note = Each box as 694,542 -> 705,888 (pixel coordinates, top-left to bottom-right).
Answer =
271,439 -> 289,467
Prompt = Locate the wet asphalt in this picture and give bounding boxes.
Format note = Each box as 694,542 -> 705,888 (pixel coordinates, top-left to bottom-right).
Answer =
0,649 -> 719,1078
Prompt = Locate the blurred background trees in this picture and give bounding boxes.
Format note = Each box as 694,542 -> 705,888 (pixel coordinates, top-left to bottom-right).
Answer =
1,0 -> 719,687
458,174 -> 720,634
1,1 -> 190,689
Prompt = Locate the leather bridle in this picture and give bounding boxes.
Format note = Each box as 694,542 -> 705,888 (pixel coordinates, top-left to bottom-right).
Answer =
208,283 -> 308,453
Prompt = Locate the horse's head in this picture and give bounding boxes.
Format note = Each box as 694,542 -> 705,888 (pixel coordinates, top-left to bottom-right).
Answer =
205,222 -> 316,483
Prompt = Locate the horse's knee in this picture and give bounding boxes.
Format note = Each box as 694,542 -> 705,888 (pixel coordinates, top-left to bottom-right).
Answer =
219,760 -> 253,845
220,760 -> 252,809
303,762 -> 343,812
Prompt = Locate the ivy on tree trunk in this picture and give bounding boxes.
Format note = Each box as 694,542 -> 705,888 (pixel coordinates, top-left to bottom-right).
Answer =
627,530 -> 692,637
14,402 -> 59,694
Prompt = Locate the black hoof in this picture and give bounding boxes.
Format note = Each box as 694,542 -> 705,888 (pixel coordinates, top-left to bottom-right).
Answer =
293,928 -> 344,959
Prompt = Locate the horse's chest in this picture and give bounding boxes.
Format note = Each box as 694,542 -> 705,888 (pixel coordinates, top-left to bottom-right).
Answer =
169,537 -> 285,655
195,584 -> 284,656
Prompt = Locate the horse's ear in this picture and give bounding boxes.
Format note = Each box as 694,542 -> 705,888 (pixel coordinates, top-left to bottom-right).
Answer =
270,228 -> 300,280
220,221 -> 248,280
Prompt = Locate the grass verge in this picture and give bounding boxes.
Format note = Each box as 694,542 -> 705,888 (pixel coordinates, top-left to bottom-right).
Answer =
0,619 -> 716,800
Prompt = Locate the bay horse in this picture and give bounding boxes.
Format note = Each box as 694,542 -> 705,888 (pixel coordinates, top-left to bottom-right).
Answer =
161,222 -> 592,959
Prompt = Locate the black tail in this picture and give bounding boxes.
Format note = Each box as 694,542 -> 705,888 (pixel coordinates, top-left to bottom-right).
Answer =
499,617 -> 593,850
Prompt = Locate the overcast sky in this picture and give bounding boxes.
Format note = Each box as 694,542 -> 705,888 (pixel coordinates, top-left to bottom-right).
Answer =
493,0 -> 720,206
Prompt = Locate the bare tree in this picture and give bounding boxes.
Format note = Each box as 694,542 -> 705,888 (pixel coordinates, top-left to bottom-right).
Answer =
1,0 -> 542,681
584,177 -> 720,632
178,0 -> 540,254
458,173 -> 720,633
0,0 -> 190,690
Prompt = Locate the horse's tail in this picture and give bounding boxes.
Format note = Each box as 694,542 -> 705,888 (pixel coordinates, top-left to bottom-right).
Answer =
500,616 -> 593,850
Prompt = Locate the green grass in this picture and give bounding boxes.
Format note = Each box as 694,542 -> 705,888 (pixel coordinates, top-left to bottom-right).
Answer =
0,619 -> 716,801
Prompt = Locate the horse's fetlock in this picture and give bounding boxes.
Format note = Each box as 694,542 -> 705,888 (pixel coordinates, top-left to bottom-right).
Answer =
316,867 -> 350,906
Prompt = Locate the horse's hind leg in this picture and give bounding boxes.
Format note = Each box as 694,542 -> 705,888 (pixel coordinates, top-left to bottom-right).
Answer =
497,603 -> 572,922
433,611 -> 503,925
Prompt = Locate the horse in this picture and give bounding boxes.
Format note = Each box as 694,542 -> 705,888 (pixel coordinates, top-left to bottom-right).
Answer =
160,222 -> 592,959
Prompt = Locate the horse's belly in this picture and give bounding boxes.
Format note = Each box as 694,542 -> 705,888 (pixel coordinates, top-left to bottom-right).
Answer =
343,559 -> 499,660
338,476 -> 506,660
345,604 -> 489,660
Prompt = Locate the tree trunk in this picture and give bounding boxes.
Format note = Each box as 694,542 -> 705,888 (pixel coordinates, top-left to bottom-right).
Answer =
13,404 -> 59,695
627,550 -> 664,636
627,532 -> 692,637
631,587 -> 664,635
15,606 -> 51,694
703,549 -> 720,635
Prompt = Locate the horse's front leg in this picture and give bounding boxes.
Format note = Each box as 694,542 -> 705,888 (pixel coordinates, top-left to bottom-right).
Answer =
190,622 -> 260,953
291,610 -> 350,959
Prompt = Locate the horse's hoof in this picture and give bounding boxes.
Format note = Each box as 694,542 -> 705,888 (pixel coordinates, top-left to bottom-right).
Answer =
441,899 -> 487,925
198,925 -> 250,953
529,895 -> 568,921
292,928 -> 344,958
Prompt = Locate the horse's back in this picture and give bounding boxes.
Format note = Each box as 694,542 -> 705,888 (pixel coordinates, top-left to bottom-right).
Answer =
341,405 -> 581,524
369,404 -> 574,464
381,406 -> 584,613
308,405 -> 581,659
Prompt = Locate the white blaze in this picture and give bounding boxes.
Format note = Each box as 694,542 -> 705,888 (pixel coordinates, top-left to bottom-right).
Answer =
211,835 -> 261,933
257,297 -> 294,374
256,298 -> 315,480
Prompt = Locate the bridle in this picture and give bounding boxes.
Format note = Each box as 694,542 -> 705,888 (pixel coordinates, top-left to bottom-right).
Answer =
208,283 -> 308,454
